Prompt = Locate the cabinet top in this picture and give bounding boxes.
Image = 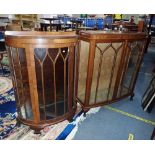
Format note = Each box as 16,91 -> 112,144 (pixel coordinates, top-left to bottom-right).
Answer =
79,30 -> 147,41
5,31 -> 77,39
5,31 -> 78,46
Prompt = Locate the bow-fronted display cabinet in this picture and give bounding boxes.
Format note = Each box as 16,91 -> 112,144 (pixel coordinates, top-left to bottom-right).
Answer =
76,31 -> 147,113
5,31 -> 78,133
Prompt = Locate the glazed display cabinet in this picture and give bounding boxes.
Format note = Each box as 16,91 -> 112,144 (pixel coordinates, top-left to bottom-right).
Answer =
5,31 -> 78,133
76,31 -> 147,113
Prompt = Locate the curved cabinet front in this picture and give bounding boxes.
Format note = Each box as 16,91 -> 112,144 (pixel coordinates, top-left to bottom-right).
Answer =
76,31 -> 147,112
5,31 -> 78,133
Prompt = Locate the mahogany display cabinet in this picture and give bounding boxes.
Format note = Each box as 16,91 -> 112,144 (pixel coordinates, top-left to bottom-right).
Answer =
5,31 -> 78,133
76,30 -> 147,113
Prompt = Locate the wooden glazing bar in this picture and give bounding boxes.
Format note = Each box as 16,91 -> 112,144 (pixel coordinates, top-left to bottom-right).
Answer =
68,46 -> 75,111
41,67 -> 46,120
120,42 -> 132,96
53,49 -> 60,116
112,41 -> 127,98
94,47 -> 103,104
64,56 -> 67,114
106,47 -> 118,100
75,40 -> 80,98
128,42 -> 142,92
41,61 -> 46,120
25,46 -> 40,123
84,40 -> 96,106
129,41 -> 146,92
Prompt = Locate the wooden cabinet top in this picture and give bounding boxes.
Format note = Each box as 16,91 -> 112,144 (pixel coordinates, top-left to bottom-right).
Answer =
79,30 -> 147,41
5,31 -> 78,46
5,31 -> 77,39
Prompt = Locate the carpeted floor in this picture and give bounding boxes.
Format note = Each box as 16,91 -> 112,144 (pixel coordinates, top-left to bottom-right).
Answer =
73,107 -> 155,140
72,46 -> 155,140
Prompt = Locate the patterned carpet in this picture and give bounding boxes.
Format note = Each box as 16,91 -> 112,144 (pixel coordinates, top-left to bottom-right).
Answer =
0,75 -> 78,140
0,113 -> 16,139
0,76 -> 16,139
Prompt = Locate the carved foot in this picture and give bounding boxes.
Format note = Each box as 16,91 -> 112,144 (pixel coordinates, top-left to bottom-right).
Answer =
16,120 -> 21,127
33,128 -> 41,134
83,112 -> 86,117
130,93 -> 135,101
68,117 -> 73,123
83,109 -> 89,117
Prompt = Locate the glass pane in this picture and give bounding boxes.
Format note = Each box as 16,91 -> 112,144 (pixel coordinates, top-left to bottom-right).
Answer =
61,48 -> 69,113
18,48 -> 33,120
117,41 -> 143,97
107,43 -> 123,100
7,47 -> 21,116
35,48 -> 69,120
92,43 -> 114,104
10,47 -> 33,120
89,42 -> 123,105
43,54 -> 55,119
34,48 -> 46,120
77,41 -> 90,103
55,51 -> 65,116
68,47 -> 75,109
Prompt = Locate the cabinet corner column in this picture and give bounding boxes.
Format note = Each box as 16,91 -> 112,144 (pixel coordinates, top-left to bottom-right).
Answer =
84,40 -> 96,107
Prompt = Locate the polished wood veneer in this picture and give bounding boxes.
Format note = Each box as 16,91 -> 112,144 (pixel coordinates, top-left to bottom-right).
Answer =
76,31 -> 147,113
5,31 -> 78,133
5,30 -> 147,133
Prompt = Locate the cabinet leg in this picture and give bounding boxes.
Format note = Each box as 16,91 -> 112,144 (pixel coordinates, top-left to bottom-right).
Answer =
83,109 -> 89,117
68,117 -> 73,123
16,120 -> 21,127
130,93 -> 135,101
33,128 -> 41,134
83,112 -> 86,117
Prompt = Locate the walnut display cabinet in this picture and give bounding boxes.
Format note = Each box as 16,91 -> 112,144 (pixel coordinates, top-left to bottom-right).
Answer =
5,31 -> 78,133
76,31 -> 147,113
